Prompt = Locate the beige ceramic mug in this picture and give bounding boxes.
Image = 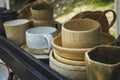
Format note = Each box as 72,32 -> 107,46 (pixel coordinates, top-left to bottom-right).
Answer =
4,19 -> 30,46
85,45 -> 120,80
30,3 -> 53,20
62,19 -> 101,48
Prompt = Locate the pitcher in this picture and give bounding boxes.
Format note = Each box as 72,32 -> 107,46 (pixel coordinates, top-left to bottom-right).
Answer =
71,10 -> 116,34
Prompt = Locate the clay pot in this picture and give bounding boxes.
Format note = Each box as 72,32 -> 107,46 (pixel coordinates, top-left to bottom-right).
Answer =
71,10 -> 116,34
30,3 -> 53,20
52,33 -> 115,60
85,45 -> 120,80
0,9 -> 19,37
62,19 -> 101,48
49,50 -> 86,80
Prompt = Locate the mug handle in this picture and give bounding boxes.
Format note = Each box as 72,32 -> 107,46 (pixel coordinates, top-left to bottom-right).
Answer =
103,9 -> 116,29
43,34 -> 53,53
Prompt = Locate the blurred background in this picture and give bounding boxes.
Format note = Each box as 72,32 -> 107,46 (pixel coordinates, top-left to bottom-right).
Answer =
10,0 -> 115,35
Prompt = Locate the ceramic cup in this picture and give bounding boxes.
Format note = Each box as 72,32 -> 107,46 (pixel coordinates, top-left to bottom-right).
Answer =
62,19 -> 101,48
4,19 -> 30,46
85,45 -> 120,80
26,26 -> 57,54
0,63 -> 10,80
71,10 -> 116,34
30,3 -> 53,20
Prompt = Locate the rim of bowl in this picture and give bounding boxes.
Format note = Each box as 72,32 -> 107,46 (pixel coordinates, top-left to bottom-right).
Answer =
85,45 -> 120,66
53,49 -> 85,66
49,50 -> 86,70
62,19 -> 100,33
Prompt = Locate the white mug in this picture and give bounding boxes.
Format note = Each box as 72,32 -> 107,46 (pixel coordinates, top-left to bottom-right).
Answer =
26,26 -> 57,54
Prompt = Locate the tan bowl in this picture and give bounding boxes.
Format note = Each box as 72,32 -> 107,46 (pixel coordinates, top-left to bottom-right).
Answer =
32,19 -> 55,26
52,33 -> 115,60
53,49 -> 85,66
49,50 -> 86,80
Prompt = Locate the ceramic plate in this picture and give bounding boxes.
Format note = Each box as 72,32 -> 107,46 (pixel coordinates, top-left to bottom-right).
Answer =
21,44 -> 49,59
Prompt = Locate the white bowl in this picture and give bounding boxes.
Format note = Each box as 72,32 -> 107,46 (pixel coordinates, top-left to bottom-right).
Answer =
0,63 -> 10,80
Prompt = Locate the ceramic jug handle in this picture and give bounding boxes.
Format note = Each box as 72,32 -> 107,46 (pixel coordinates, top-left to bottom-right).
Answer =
43,34 -> 53,53
103,10 -> 116,28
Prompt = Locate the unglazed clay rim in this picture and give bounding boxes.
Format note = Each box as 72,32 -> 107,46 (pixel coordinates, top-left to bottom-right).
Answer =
85,45 -> 120,66
49,49 -> 86,70
31,3 -> 53,12
62,19 -> 100,33
53,49 -> 85,66
52,35 -> 90,51
52,33 -> 115,51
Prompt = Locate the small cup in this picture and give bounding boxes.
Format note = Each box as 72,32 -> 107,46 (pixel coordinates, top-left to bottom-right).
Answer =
26,26 -> 57,54
62,19 -> 101,48
85,45 -> 120,80
30,3 -> 53,20
0,63 -> 10,80
4,19 -> 30,46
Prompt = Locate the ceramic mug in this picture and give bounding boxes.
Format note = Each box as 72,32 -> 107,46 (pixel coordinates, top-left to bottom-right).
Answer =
71,10 -> 116,34
0,63 -> 10,80
62,19 -> 101,48
85,45 -> 120,80
4,19 -> 30,46
30,3 -> 53,20
26,26 -> 57,54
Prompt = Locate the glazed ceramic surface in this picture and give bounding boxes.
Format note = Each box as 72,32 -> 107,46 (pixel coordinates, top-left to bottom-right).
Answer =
26,27 -> 57,54
0,63 -> 9,80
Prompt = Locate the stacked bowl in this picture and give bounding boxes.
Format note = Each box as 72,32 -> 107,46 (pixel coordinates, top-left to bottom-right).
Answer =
50,19 -> 115,80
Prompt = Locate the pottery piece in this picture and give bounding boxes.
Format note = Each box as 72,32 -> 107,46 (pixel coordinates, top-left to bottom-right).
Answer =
53,49 -> 85,66
0,63 -> 10,80
26,27 -> 57,54
85,45 -> 120,80
71,10 -> 116,34
4,19 -> 30,46
52,33 -> 115,60
32,19 -> 56,26
49,50 -> 86,80
30,3 -> 53,20
62,19 -> 101,48
0,9 -> 18,37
